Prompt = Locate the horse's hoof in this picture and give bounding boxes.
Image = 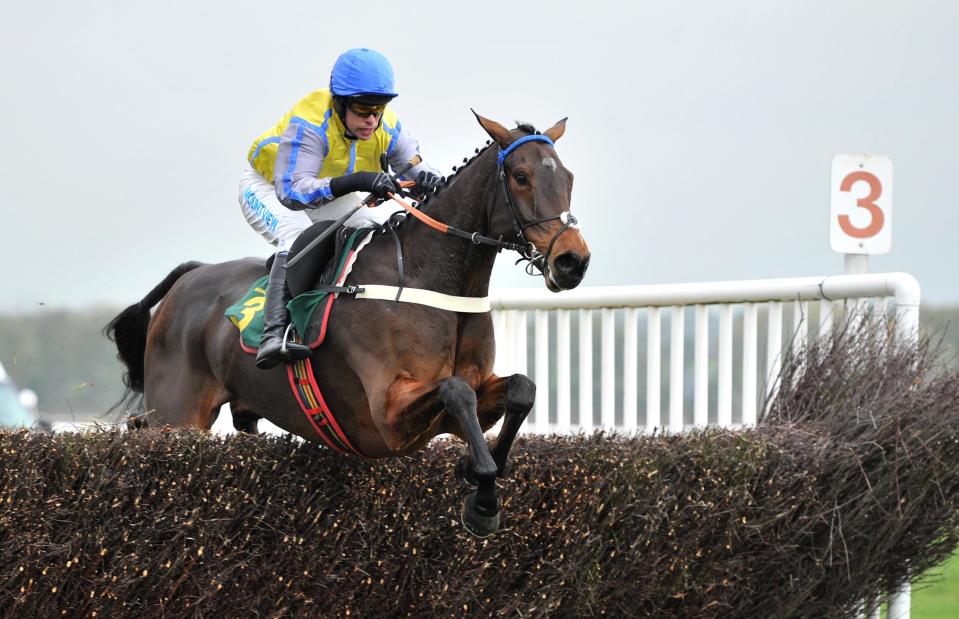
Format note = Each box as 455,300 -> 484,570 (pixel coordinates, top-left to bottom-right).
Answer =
461,492 -> 500,537
497,458 -> 513,478
455,456 -> 479,487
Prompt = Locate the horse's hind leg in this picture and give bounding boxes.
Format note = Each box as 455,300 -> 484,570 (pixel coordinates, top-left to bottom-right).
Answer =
143,362 -> 229,430
230,405 -> 261,434
127,411 -> 150,430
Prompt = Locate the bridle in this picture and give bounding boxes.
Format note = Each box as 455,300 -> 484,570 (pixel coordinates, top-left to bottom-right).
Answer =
495,134 -> 578,277
388,133 -> 577,279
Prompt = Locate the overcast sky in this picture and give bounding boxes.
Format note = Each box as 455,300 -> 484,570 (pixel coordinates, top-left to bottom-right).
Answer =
1,0 -> 956,313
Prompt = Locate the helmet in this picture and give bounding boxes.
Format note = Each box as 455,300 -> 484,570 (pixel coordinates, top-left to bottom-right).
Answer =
330,48 -> 398,103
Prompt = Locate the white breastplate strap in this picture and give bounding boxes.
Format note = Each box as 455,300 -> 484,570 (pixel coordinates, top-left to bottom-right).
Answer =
352,285 -> 491,313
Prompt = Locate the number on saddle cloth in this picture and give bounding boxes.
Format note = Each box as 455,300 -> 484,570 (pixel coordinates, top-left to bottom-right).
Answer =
285,220 -> 342,297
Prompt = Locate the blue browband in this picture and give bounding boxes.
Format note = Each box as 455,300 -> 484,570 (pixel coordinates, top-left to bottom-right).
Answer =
496,135 -> 555,167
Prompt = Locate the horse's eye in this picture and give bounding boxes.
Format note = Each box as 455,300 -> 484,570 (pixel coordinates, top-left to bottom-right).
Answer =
514,172 -> 529,186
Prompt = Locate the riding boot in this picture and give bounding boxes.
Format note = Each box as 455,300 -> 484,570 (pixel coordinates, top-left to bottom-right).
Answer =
255,252 -> 312,369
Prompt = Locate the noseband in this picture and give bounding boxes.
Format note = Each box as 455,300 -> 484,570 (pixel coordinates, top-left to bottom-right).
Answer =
496,134 -> 578,277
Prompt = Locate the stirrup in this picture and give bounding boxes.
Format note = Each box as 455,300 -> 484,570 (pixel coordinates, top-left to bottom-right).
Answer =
281,323 -> 312,361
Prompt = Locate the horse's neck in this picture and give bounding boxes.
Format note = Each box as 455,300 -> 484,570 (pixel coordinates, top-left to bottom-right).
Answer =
399,150 -> 500,297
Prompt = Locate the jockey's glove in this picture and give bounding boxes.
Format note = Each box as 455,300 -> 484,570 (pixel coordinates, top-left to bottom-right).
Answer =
330,172 -> 399,201
414,170 -> 442,196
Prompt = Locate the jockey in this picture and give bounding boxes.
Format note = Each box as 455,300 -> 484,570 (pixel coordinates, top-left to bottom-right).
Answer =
240,48 -> 441,369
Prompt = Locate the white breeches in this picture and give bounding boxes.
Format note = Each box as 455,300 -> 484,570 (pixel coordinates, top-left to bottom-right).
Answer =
238,162 -> 403,253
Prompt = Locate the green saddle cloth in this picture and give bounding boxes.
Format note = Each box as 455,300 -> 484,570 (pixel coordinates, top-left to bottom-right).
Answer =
225,275 -> 270,349
225,229 -> 368,350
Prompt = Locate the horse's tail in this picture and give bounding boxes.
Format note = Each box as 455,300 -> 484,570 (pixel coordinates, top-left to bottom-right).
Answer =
104,261 -> 205,395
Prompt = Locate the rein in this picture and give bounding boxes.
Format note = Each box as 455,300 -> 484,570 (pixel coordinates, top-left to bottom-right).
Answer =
387,194 -> 526,253
386,134 -> 577,275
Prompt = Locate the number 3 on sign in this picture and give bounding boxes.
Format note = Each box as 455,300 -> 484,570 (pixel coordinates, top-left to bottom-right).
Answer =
830,154 -> 893,255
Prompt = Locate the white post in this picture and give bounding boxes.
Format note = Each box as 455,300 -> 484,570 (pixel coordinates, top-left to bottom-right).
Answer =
888,583 -> 911,619
493,310 -> 512,376
694,305 -> 709,428
601,308 -> 616,430
818,298 -> 834,341
556,310 -> 571,433
669,306 -> 685,433
623,308 -> 639,433
578,309 -> 593,429
513,310 -> 528,376
765,301 -> 783,414
742,303 -> 758,426
534,309 -> 550,434
718,305 -> 733,428
646,308 -> 662,431
791,300 -> 808,389
792,300 -> 808,354
887,278 -> 920,619
845,254 -> 869,329
844,254 -> 869,275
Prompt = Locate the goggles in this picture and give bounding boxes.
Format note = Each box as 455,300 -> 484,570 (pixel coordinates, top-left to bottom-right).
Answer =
347,101 -> 386,119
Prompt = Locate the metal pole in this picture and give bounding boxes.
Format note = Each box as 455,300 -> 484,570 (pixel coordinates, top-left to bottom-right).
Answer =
843,254 -> 869,275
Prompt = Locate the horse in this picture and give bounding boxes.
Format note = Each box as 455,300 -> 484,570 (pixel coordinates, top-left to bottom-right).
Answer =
106,113 -> 590,536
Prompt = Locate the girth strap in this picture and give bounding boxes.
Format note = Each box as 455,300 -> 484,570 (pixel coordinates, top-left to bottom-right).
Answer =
352,285 -> 491,313
287,355 -> 364,457
387,224 -> 405,301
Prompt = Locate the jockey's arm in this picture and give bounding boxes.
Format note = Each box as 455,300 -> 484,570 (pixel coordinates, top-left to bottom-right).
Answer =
387,128 -> 439,183
273,120 -> 334,210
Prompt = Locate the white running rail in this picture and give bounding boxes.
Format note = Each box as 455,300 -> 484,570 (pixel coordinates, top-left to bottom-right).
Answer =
491,272 -> 919,433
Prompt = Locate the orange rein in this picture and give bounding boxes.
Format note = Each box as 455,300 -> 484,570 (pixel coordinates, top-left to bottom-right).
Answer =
378,181 -> 529,256
384,181 -> 449,234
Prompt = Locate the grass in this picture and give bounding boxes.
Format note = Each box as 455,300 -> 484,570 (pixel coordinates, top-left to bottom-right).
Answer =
913,550 -> 959,618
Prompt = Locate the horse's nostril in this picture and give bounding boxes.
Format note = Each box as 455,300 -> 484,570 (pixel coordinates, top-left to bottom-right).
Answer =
554,252 -> 584,276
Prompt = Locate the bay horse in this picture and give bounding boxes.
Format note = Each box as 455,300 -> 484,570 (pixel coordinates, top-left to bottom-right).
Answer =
106,113 -> 590,536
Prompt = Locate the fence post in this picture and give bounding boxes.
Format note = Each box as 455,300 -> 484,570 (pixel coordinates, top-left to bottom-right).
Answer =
887,278 -> 920,618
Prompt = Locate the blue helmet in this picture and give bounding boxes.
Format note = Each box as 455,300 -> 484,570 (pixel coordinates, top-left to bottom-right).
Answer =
330,48 -> 398,102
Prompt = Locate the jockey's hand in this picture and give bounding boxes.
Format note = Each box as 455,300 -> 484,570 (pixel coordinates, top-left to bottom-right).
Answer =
413,170 -> 441,196
367,172 -> 400,200
330,172 -> 399,201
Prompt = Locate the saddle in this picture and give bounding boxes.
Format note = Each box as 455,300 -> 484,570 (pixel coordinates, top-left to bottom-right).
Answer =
226,220 -> 378,352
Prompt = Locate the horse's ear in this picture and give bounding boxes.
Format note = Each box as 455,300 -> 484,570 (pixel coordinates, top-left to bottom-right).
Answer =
472,109 -> 514,148
543,117 -> 568,142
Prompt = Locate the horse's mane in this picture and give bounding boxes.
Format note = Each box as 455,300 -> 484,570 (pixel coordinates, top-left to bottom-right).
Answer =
415,122 -> 538,208
514,121 -> 538,135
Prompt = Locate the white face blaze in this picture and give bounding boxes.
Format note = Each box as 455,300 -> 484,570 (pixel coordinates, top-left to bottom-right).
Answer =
542,157 -> 557,171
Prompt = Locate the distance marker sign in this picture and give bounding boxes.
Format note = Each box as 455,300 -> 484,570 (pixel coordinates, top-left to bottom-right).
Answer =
830,154 -> 893,255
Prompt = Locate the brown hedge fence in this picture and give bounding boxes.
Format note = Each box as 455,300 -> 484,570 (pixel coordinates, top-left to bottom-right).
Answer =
2,330 -> 959,618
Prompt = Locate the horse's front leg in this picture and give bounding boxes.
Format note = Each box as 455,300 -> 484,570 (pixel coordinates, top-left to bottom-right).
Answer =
456,373 -> 536,483
435,378 -> 501,537
384,376 -> 500,536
